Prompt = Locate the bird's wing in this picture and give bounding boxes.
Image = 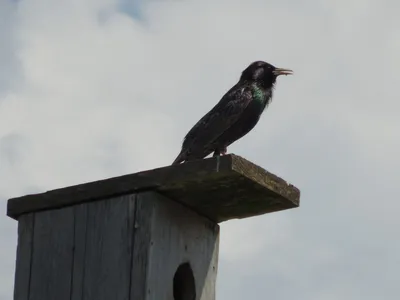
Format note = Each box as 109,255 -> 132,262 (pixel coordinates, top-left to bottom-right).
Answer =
182,85 -> 253,156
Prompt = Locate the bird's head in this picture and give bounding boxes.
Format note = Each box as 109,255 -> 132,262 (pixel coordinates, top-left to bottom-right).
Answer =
240,61 -> 293,88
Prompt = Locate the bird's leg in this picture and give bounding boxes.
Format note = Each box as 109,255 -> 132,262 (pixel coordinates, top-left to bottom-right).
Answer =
221,147 -> 227,155
213,147 -> 228,157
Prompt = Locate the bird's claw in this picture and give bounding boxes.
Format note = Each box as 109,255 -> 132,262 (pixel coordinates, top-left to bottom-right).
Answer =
213,147 -> 227,157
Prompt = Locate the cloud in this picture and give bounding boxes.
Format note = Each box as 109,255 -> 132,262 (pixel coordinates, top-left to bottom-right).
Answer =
0,0 -> 20,96
1,0 -> 400,299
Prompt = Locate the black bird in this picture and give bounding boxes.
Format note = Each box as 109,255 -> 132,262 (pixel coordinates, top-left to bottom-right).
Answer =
172,61 -> 293,165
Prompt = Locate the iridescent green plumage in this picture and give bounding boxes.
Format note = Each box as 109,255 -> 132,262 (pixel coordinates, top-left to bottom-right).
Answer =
252,84 -> 266,102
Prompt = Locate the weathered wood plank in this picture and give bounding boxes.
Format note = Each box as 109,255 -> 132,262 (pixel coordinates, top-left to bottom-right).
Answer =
28,207 -> 75,300
7,155 -> 300,223
130,193 -> 154,300
79,195 -> 136,300
134,191 -> 219,300
70,203 -> 88,300
14,213 -> 34,300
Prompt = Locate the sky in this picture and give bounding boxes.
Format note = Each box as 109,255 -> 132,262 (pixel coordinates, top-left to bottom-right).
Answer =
1,0 -> 400,299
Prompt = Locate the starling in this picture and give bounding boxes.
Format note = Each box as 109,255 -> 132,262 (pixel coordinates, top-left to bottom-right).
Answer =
172,60 -> 293,165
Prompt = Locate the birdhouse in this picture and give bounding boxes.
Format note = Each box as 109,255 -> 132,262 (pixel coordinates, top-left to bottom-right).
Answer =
7,154 -> 300,300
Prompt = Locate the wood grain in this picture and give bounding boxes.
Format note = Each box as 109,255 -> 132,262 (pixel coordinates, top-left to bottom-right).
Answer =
78,195 -> 136,300
13,213 -> 34,300
28,207 -> 75,300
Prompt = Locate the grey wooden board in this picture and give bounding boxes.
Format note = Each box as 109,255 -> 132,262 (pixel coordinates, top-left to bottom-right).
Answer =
28,206 -> 75,300
77,194 -> 136,300
14,213 -> 34,300
70,203 -> 88,300
137,191 -> 220,300
130,193 -> 154,300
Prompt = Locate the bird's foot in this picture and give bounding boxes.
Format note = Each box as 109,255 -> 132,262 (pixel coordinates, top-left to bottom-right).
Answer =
212,151 -> 220,157
221,147 -> 227,155
213,147 -> 228,157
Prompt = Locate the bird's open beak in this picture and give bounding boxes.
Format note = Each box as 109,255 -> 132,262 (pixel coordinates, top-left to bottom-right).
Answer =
273,68 -> 293,76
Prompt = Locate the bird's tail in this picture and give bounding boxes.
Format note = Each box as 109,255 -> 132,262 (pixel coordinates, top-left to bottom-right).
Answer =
171,150 -> 185,165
